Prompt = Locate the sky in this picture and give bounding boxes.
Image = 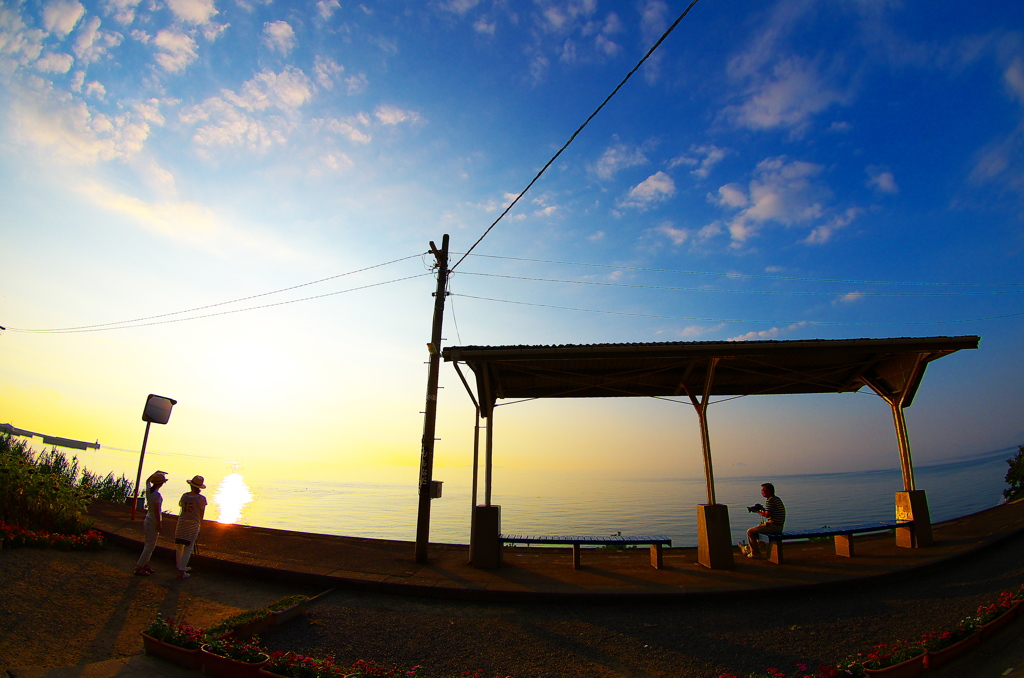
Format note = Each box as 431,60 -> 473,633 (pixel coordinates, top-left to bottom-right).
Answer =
1,0 -> 1023,493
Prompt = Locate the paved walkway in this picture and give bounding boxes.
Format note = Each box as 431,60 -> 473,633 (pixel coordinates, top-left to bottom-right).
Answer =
89,498 -> 1024,601
9,499 -> 1024,677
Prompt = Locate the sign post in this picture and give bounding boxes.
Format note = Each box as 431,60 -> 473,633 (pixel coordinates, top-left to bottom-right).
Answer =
130,394 -> 177,520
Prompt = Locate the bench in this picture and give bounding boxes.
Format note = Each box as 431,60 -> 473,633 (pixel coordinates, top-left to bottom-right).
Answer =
500,534 -> 672,569
764,520 -> 914,564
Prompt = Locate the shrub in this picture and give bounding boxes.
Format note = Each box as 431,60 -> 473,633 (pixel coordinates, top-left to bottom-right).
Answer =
1004,445 -> 1024,502
0,432 -> 133,533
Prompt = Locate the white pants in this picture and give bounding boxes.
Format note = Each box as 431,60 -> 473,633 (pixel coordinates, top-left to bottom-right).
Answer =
175,539 -> 195,570
136,517 -> 159,567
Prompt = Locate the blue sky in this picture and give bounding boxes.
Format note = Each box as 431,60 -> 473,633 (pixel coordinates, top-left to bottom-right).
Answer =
1,0 -> 1023,486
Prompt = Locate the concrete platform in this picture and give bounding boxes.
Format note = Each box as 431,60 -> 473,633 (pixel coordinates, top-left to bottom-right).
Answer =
89,498 -> 1024,602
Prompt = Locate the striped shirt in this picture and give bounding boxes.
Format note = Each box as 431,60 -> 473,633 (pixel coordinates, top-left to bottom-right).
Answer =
765,495 -> 786,528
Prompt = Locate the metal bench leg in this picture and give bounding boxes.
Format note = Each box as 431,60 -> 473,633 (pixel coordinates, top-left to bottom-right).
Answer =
650,543 -> 663,569
768,539 -> 783,564
835,534 -> 854,557
572,543 -> 581,569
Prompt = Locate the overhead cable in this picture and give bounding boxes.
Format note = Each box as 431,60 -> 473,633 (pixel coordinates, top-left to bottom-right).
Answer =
450,0 -> 703,272
454,271 -> 1024,296
7,253 -> 426,334
8,273 -> 431,334
455,253 -> 1024,288
451,293 -> 1024,325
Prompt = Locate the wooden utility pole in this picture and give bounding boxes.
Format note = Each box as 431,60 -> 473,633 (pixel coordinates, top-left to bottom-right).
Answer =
414,234 -> 449,563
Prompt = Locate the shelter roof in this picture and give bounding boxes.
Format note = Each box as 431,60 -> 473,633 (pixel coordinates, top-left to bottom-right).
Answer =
443,336 -> 979,413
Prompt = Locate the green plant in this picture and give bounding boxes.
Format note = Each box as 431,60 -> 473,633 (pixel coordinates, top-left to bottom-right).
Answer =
203,637 -> 269,663
268,594 -> 309,611
1004,445 -> 1024,502
920,621 -> 977,652
0,433 -> 133,533
144,615 -> 206,650
842,639 -> 925,675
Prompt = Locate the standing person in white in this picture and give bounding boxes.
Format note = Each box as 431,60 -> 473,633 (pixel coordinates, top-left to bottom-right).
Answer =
134,470 -> 168,576
174,475 -> 208,580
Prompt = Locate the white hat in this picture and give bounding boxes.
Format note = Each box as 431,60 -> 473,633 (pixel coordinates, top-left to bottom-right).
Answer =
187,475 -> 206,489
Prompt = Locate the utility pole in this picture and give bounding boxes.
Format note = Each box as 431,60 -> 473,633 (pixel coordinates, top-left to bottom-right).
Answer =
414,234 -> 449,563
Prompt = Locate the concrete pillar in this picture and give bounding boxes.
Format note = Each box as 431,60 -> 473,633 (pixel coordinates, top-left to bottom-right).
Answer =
697,503 -> 735,569
896,490 -> 932,548
470,504 -> 502,568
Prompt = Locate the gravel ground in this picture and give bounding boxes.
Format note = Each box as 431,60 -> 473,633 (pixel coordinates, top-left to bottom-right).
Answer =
3,533 -> 1024,677
262,531 -> 1024,678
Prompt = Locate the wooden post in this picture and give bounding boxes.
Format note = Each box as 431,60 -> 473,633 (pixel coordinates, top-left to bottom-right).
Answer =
414,234 -> 449,564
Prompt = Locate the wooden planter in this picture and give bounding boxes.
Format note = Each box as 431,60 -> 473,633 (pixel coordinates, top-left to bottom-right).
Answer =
140,632 -> 204,671
863,653 -> 924,678
979,606 -> 1017,642
227,615 -> 273,640
269,601 -> 307,626
201,645 -> 269,678
923,633 -> 980,669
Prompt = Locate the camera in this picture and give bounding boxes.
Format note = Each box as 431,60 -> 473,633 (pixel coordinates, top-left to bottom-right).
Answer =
746,503 -> 764,513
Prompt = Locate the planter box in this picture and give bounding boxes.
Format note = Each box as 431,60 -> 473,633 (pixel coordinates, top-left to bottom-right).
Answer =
923,632 -> 980,669
257,669 -> 288,678
863,653 -> 924,678
269,601 -> 307,627
140,632 -> 204,671
979,602 -> 1019,642
227,615 -> 273,640
201,646 -> 269,678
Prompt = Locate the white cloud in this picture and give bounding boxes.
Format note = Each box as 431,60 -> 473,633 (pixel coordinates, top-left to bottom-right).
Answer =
153,29 -> 197,72
728,322 -> 806,342
866,165 -> 899,194
678,324 -> 725,338
317,0 -> 341,21
84,80 -> 106,98
593,141 -> 647,180
715,183 -> 748,208
374,104 -> 421,125
317,115 -> 372,144
726,57 -> 848,136
344,73 -> 368,94
672,144 -> 726,179
654,222 -> 688,246
313,55 -> 344,90
619,171 -> 675,210
804,206 -> 862,245
833,292 -> 863,305
715,157 -> 831,243
101,0 -> 143,25
43,0 -> 85,37
74,16 -> 123,65
9,82 -> 164,165
262,20 -> 296,55
182,67 -> 314,152
1005,56 -> 1024,106
35,52 -> 74,73
166,0 -> 218,25
440,0 -> 481,15
638,0 -> 667,84
473,17 -> 496,35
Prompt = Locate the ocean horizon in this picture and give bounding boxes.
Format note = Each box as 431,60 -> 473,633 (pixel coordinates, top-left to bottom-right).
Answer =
57,442 -> 1019,548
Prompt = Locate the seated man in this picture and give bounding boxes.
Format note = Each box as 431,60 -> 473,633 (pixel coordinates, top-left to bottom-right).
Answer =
746,482 -> 786,559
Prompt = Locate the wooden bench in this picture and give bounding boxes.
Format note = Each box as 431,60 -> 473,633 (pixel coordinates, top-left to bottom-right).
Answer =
764,520 -> 914,564
500,534 -> 672,569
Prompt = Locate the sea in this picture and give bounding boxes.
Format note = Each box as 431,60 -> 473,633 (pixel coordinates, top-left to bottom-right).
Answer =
56,443 -> 1018,547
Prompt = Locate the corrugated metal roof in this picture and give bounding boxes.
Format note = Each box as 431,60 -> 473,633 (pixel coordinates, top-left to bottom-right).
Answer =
442,336 -> 980,411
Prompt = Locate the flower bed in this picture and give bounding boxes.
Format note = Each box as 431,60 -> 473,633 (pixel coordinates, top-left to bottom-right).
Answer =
0,521 -> 104,551
716,584 -> 1024,678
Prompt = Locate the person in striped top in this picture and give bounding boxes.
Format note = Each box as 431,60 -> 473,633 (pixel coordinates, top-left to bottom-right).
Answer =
746,482 -> 786,559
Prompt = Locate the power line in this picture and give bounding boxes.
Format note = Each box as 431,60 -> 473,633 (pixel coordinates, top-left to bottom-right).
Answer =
456,253 -> 1024,288
7,254 -> 426,334
451,292 -> 1024,325
9,273 -> 431,334
454,270 -> 1024,296
451,0 -> 703,271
